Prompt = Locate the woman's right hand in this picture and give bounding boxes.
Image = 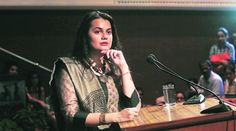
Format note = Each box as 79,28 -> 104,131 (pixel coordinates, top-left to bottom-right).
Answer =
115,107 -> 139,122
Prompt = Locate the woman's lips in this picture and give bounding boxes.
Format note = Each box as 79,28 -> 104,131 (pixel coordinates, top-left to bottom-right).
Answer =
100,42 -> 108,46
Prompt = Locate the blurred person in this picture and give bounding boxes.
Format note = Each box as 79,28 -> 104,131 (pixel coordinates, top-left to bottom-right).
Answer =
197,60 -> 224,97
26,70 -> 48,110
224,63 -> 236,98
26,70 -> 58,131
176,91 -> 185,102
209,27 -> 235,80
5,61 -> 19,75
155,92 -> 185,105
155,82 -> 185,105
2,61 -> 27,105
155,96 -> 165,106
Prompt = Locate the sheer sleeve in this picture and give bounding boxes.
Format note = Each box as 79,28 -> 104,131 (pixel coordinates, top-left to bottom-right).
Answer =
52,62 -> 88,129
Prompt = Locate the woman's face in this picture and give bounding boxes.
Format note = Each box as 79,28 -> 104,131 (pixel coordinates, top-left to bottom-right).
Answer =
88,18 -> 113,53
8,65 -> 18,75
200,63 -> 211,78
217,31 -> 227,44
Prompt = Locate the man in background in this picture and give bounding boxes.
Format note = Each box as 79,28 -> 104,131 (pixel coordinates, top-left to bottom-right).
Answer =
197,60 -> 224,97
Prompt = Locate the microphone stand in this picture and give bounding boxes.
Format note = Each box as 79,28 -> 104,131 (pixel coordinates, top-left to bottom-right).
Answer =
0,46 -> 52,73
148,54 -> 204,104
147,54 -> 232,114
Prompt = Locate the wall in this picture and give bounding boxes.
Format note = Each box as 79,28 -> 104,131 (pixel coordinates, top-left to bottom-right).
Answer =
0,9 -> 236,104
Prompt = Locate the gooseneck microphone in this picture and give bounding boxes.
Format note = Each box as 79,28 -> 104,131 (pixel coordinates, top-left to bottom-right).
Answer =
146,53 -> 232,113
147,54 -> 204,104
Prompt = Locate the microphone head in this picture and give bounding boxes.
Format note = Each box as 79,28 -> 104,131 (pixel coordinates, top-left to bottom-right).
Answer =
146,54 -> 157,64
149,53 -> 156,58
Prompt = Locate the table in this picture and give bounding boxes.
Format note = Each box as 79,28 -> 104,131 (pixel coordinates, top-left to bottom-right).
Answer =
119,98 -> 236,131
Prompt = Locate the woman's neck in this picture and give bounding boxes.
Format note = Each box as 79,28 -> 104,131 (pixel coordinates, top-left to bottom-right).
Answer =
88,51 -> 112,76
89,51 -> 104,67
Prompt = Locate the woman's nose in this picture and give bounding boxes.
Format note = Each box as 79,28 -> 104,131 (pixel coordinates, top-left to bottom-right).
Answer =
101,32 -> 108,40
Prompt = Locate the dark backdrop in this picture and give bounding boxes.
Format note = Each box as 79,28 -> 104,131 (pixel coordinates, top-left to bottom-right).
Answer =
0,9 -> 236,104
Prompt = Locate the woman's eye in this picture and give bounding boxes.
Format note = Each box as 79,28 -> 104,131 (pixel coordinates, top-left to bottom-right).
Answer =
94,31 -> 100,34
107,30 -> 112,35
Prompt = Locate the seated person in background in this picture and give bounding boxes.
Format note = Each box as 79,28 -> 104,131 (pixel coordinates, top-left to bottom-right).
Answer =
26,70 -> 49,110
6,61 -> 18,75
1,61 -> 27,106
197,60 -> 224,97
224,63 -> 236,98
26,70 -> 57,130
176,92 -> 185,102
155,96 -> 165,106
209,27 -> 235,80
155,91 -> 185,106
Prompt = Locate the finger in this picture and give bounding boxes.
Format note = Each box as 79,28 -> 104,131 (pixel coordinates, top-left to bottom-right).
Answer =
113,51 -> 121,59
106,50 -> 117,61
100,50 -> 107,54
108,49 -> 116,59
127,110 -> 138,117
134,112 -> 138,117
131,111 -> 138,116
100,50 -> 110,60
105,50 -> 111,59
110,50 -> 116,59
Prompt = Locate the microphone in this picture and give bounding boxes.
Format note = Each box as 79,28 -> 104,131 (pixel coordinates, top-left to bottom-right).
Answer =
146,53 -> 232,113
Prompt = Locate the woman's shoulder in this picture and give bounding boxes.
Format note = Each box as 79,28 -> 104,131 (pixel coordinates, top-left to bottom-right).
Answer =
56,57 -> 81,65
54,57 -> 87,73
225,41 -> 235,49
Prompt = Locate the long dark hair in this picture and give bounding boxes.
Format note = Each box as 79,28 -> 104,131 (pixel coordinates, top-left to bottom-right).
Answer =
72,11 -> 121,68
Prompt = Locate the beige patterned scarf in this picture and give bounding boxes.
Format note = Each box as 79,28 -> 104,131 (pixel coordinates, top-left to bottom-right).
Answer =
56,57 -> 120,113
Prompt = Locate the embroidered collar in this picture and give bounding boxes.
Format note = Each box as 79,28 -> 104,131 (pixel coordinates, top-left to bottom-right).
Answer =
87,57 -> 106,76
85,57 -> 111,83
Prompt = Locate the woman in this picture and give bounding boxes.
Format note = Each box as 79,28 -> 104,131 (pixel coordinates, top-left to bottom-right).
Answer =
26,71 -> 48,110
50,11 -> 141,131
224,63 -> 236,97
209,27 -> 235,80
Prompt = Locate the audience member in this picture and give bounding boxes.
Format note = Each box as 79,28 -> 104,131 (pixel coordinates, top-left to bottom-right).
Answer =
155,82 -> 185,106
155,95 -> 165,106
155,91 -> 185,106
176,91 -> 185,102
26,70 -> 58,131
5,61 -> 19,75
209,27 -> 235,80
26,70 -> 48,110
224,63 -> 236,97
1,61 -> 27,106
197,60 -> 224,97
